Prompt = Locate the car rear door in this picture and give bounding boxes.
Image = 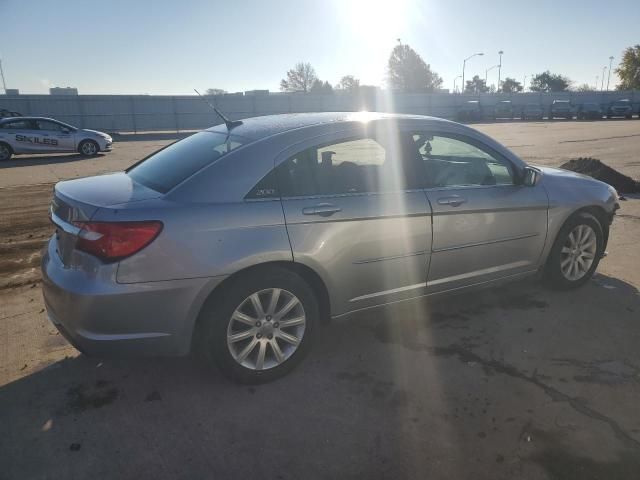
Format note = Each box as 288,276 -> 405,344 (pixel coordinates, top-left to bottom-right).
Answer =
2,118 -> 40,153
276,128 -> 432,316
412,131 -> 548,293
35,119 -> 75,152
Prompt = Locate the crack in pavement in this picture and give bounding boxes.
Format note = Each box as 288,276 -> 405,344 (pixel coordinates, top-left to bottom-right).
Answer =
434,344 -> 640,450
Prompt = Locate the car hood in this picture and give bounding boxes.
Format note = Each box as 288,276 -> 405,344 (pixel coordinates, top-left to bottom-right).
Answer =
55,172 -> 162,208
80,128 -> 110,138
534,165 -> 611,189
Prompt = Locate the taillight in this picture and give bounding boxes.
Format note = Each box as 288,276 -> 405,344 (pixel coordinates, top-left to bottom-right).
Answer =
73,221 -> 163,262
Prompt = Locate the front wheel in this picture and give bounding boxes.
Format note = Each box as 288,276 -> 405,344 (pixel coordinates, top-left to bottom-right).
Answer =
78,140 -> 99,156
545,213 -> 603,289
198,267 -> 318,383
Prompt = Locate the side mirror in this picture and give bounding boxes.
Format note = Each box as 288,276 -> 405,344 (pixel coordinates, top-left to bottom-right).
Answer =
523,167 -> 541,187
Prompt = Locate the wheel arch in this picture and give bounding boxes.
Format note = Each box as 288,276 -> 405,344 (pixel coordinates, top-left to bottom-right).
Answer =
190,260 -> 331,352
575,205 -> 610,250
546,204 -> 609,267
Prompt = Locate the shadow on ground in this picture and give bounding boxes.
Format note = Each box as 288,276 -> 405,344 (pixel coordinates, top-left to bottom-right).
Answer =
0,153 -> 107,169
1,275 -> 639,479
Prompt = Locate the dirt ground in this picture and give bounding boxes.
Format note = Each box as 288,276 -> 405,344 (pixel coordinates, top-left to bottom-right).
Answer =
1,121 -> 640,479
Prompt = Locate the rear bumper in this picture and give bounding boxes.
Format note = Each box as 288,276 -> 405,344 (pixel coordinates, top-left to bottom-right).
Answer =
41,237 -> 225,357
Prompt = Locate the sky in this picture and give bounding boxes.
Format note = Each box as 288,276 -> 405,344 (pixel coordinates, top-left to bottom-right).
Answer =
1,0 -> 639,95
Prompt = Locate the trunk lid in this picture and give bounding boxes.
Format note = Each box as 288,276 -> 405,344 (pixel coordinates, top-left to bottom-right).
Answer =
50,173 -> 162,265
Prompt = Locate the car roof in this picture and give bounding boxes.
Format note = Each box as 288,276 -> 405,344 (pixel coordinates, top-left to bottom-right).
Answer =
0,116 -> 61,123
205,112 -> 440,140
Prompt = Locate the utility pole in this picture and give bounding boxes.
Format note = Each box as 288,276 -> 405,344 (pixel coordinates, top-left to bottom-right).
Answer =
606,56 -> 614,91
497,50 -> 504,90
0,58 -> 7,94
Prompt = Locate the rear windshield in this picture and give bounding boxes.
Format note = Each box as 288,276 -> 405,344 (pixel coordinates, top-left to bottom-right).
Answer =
127,131 -> 246,193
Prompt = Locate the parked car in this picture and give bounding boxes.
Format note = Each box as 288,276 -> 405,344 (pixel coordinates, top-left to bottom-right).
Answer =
493,100 -> 514,120
577,103 -> 603,120
42,112 -> 619,383
521,104 -> 544,120
457,100 -> 482,121
549,100 -> 573,119
0,116 -> 112,161
606,99 -> 633,119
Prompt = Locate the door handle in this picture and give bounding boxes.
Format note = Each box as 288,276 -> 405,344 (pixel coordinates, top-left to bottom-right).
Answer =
437,196 -> 467,207
302,203 -> 342,217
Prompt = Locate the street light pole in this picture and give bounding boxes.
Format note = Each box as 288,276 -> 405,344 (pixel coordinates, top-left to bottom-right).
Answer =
497,50 -> 504,90
485,65 -> 499,85
606,56 -> 614,91
601,66 -> 607,91
523,75 -> 528,92
453,75 -> 462,93
462,52 -> 484,95
0,58 -> 7,94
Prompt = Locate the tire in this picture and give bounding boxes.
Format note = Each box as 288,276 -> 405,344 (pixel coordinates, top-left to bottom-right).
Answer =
626,114 -> 632,120
545,212 -> 604,290
0,142 -> 12,161
78,139 -> 99,156
197,267 -> 319,384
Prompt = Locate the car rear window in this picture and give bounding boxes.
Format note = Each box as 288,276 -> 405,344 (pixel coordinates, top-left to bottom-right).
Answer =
127,131 -> 246,193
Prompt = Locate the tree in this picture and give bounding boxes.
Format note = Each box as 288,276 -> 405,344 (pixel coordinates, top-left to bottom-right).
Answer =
337,75 -> 360,91
615,45 -> 640,90
310,80 -> 334,94
529,71 -> 571,92
205,88 -> 227,96
387,43 -> 442,92
464,75 -> 489,94
575,83 -> 595,92
280,62 -> 318,93
500,77 -> 523,93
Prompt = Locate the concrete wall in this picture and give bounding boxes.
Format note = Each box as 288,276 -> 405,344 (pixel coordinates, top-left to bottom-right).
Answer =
1,91 -> 638,133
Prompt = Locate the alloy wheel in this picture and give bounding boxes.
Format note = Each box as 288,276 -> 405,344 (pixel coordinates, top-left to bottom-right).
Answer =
226,288 -> 306,371
82,142 -> 97,155
560,224 -> 597,281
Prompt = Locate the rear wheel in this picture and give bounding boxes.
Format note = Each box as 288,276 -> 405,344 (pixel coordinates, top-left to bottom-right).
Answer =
78,139 -> 99,156
545,213 -> 603,289
198,267 -> 318,383
0,143 -> 12,161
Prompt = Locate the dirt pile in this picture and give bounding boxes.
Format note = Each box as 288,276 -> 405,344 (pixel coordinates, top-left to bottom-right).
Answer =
560,157 -> 640,194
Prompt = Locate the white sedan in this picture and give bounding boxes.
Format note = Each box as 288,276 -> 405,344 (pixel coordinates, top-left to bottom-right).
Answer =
0,116 -> 112,161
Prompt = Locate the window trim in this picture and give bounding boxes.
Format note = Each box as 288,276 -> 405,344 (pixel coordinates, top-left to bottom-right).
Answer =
411,130 -> 521,190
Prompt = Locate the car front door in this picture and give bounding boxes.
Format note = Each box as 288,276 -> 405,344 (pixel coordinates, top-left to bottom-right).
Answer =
35,120 -> 75,152
277,128 -> 432,316
412,132 -> 548,293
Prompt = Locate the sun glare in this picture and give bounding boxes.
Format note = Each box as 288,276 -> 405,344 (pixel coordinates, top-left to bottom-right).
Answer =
337,0 -> 412,47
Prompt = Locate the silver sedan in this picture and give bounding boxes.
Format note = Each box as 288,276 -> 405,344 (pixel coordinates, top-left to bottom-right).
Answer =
0,116 -> 112,161
42,112 -> 619,383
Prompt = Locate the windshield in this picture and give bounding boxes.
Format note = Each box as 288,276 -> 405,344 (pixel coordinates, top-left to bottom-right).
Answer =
127,131 -> 246,193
